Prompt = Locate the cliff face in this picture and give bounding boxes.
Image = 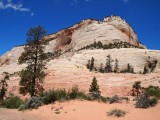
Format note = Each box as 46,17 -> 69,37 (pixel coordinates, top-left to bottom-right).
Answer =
43,16 -> 144,52
0,15 -> 159,76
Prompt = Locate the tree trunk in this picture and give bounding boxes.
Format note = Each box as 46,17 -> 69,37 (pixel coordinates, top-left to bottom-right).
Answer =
31,41 -> 38,97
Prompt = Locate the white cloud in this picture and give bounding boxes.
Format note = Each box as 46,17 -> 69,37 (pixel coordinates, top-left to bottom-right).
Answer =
0,0 -> 30,12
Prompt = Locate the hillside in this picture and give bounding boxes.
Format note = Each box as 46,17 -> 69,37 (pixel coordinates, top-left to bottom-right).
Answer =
0,15 -> 160,96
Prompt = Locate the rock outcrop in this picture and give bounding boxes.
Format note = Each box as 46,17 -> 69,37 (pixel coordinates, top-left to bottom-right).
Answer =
0,15 -> 159,75
43,16 -> 145,52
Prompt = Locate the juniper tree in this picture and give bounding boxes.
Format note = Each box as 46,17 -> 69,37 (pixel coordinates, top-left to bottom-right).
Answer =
97,41 -> 103,48
132,81 -> 142,97
143,66 -> 148,74
90,57 -> 95,71
99,63 -> 104,73
105,55 -> 113,73
127,63 -> 134,73
0,72 -> 9,100
127,63 -> 131,72
93,41 -> 97,48
18,25 -> 47,97
86,60 -> 91,69
114,59 -> 119,73
89,77 -> 101,97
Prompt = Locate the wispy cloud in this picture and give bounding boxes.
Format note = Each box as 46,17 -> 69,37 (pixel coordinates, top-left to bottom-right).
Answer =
0,0 -> 34,16
0,0 -> 29,12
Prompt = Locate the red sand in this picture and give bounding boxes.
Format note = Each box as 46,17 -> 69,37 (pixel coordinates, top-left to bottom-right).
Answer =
0,100 -> 160,120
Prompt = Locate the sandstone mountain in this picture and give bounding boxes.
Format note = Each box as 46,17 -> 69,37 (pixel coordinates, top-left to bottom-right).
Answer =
0,15 -> 160,95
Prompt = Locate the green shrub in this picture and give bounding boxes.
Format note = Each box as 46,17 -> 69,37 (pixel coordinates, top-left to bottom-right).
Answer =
5,93 -> 24,109
0,99 -> 5,108
69,86 -> 86,100
41,89 -> 70,104
107,109 -> 126,117
55,89 -> 69,101
18,104 -> 26,111
98,96 -> 109,103
136,94 -> 158,108
69,86 -> 80,99
132,81 -> 142,97
109,95 -> 119,104
121,97 -> 130,102
19,89 -> 68,109
40,87 -> 86,105
87,92 -> 101,101
149,97 -> 158,106
41,90 -> 57,104
144,86 -> 160,99
89,77 -> 101,100
25,96 -> 43,109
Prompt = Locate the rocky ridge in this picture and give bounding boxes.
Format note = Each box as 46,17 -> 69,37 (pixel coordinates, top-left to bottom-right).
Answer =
0,15 -> 160,96
0,15 -> 159,78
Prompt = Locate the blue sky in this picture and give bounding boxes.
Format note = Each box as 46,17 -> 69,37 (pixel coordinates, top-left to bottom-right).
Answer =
0,0 -> 160,56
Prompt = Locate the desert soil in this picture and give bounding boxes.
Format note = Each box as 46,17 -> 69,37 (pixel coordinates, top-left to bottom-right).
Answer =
0,100 -> 160,120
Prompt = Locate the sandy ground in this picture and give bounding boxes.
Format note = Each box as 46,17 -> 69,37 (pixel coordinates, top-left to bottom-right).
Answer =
0,100 -> 160,120
1,70 -> 160,120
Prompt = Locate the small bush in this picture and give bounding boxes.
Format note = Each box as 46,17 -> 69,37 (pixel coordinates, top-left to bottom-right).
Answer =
41,90 -> 57,104
18,104 -> 26,111
69,86 -> 86,100
107,109 -> 126,117
0,100 -> 5,108
136,94 -> 158,108
25,96 -> 43,109
87,92 -> 101,101
144,86 -> 160,99
109,95 -> 120,104
55,89 -> 69,101
69,86 -> 80,99
41,87 -> 86,105
98,96 -> 110,103
121,97 -> 130,102
5,93 -> 24,109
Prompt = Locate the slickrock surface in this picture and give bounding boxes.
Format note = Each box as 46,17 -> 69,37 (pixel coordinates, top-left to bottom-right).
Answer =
0,16 -> 160,96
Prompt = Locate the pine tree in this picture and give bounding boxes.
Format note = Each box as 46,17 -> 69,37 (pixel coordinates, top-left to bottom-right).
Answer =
127,63 -> 131,72
90,57 -> 95,71
99,63 -> 104,73
114,59 -> 119,73
143,66 -> 148,74
105,55 -> 113,73
0,72 -> 9,100
132,81 -> 142,97
97,41 -> 103,48
89,77 -> 101,96
126,63 -> 134,73
93,41 -> 97,48
86,60 -> 91,69
18,25 -> 47,97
